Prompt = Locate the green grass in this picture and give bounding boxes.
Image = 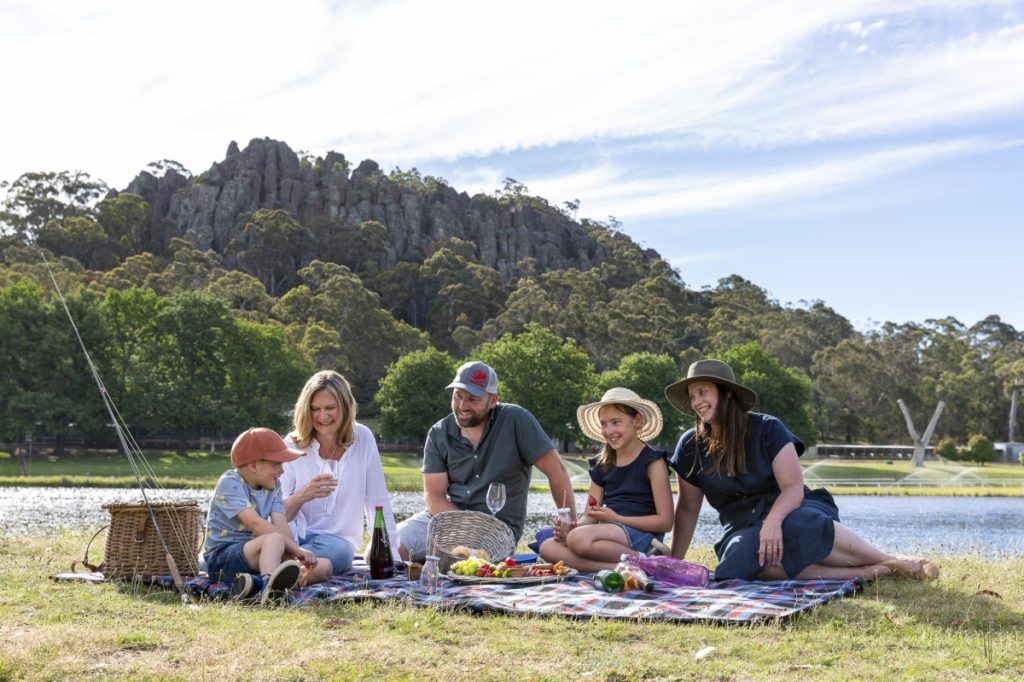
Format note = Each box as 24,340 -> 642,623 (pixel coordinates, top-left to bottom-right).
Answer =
1,533 -> 1022,680
3,450 -> 1024,496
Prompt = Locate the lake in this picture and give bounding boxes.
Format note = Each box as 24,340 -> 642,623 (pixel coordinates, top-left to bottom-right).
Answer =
2,487 -> 1022,558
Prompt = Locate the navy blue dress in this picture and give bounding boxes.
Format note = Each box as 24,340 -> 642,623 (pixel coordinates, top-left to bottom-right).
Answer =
669,413 -> 839,580
589,445 -> 669,517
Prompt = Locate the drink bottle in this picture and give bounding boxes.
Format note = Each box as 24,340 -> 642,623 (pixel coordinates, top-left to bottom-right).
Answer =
615,555 -> 654,592
592,569 -> 625,593
622,553 -> 709,588
368,505 -> 395,579
419,554 -> 441,594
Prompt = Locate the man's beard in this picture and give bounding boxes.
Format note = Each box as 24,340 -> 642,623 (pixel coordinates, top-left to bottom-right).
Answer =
455,409 -> 489,428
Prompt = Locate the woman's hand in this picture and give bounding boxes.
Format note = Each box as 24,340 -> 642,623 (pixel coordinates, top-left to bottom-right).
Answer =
759,518 -> 784,567
303,473 -> 338,503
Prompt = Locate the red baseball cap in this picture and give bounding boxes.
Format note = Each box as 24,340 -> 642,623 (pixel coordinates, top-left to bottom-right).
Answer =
230,427 -> 303,467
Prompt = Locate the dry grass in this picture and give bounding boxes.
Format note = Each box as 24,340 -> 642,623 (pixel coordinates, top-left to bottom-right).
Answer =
2,533 -> 1023,680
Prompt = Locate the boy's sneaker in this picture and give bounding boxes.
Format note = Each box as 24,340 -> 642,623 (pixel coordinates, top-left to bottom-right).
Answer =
260,560 -> 301,606
230,572 -> 261,600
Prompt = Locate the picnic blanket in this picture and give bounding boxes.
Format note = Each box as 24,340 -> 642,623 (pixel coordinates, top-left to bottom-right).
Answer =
56,561 -> 862,624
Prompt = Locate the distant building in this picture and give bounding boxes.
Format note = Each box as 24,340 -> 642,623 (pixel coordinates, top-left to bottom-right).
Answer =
995,442 -> 1024,463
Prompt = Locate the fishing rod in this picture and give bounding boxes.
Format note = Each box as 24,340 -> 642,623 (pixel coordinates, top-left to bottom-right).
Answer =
37,250 -> 193,603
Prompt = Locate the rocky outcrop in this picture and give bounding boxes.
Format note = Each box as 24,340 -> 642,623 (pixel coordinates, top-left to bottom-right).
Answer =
120,137 -> 624,279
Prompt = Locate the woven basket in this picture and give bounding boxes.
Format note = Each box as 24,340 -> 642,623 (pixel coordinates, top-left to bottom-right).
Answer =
427,510 -> 515,573
100,500 -> 203,579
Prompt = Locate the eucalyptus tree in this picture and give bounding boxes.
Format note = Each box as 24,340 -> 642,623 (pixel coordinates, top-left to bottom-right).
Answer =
476,323 -> 595,448
596,352 -> 684,445
722,341 -> 815,446
375,347 -> 456,441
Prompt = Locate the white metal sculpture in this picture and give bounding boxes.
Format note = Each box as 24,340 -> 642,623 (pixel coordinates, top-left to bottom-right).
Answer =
897,399 -> 946,468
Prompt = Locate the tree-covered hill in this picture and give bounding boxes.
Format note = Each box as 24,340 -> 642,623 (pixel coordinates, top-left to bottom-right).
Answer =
1,139 -> 1022,451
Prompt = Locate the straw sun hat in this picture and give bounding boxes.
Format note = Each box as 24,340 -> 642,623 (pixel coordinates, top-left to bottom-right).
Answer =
577,387 -> 664,443
664,359 -> 758,416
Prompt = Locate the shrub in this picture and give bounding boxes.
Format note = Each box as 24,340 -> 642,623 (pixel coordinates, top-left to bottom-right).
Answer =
960,434 -> 996,464
935,436 -> 959,462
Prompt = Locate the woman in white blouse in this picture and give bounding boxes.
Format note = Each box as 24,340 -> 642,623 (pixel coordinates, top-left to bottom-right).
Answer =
281,370 -> 400,582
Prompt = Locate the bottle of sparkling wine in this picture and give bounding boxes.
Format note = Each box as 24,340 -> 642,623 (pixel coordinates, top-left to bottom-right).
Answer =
368,505 -> 395,579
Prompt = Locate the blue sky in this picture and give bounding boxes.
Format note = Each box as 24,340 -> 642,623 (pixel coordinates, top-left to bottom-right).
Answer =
3,0 -> 1022,331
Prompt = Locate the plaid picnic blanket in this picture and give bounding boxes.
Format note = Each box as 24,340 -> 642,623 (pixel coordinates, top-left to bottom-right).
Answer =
125,562 -> 861,623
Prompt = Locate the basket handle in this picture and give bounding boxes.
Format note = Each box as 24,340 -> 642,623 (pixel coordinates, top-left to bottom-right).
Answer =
70,525 -> 107,573
135,514 -> 149,543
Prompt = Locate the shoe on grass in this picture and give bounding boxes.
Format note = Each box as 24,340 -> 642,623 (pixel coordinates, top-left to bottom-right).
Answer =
230,572 -> 262,600
260,560 -> 301,606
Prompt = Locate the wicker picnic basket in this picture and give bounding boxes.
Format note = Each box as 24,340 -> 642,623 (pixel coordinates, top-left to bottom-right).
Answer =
427,510 -> 516,573
99,500 -> 204,579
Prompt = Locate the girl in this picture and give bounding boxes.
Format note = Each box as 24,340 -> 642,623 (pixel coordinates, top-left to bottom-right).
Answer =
666,359 -> 939,581
540,387 -> 674,572
280,370 -> 401,584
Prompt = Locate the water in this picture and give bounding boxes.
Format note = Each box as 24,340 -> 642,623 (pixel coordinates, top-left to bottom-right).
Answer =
2,487 -> 1022,558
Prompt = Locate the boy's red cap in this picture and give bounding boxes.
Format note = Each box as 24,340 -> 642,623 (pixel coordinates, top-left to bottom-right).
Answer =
230,427 -> 303,467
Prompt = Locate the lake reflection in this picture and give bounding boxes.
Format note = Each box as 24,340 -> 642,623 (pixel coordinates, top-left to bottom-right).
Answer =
3,487 -> 1022,558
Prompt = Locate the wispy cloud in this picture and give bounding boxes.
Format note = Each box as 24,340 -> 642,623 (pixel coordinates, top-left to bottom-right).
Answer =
1,0 -> 1021,188
531,138 -> 1005,222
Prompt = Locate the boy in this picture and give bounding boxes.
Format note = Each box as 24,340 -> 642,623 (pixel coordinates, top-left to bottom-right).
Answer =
203,427 -> 317,604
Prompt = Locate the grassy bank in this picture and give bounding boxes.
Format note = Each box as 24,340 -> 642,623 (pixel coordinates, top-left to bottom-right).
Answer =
1,534 -> 1022,680
4,450 -> 1024,497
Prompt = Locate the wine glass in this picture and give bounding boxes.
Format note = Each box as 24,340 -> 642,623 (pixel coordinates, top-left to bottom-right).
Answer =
486,482 -> 506,516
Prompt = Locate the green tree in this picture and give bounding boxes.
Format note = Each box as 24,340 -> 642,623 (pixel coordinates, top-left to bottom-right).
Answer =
960,434 -> 996,465
1,170 -> 108,238
722,341 -> 816,446
96,192 -> 150,255
221,319 -> 311,433
375,347 -> 456,441
476,324 -> 595,447
228,209 -> 305,296
0,281 -> 110,449
597,352 -> 683,446
34,216 -> 121,270
272,261 -> 428,407
132,290 -> 234,453
934,436 -> 959,462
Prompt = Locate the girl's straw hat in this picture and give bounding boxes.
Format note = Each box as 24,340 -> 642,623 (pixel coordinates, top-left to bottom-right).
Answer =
664,359 -> 758,415
577,387 -> 664,443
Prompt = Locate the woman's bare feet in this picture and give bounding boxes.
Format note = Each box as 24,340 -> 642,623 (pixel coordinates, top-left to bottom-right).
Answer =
883,556 -> 939,580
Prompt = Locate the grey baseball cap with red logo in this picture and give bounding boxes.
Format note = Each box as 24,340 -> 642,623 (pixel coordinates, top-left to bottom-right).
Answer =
446,361 -> 499,396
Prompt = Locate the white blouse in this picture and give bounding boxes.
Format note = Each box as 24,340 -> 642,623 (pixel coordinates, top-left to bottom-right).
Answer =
281,422 -> 401,562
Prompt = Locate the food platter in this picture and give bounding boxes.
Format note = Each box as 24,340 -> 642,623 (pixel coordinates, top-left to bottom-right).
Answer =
444,568 -> 578,586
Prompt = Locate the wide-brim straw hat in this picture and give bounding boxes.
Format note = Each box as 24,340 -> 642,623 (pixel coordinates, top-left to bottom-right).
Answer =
665,359 -> 758,415
577,387 -> 663,443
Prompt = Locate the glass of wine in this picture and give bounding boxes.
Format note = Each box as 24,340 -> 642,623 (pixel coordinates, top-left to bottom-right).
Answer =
486,482 -> 506,516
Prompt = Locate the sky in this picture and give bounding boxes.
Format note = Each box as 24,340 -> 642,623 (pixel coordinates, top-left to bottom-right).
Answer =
2,0 -> 1023,331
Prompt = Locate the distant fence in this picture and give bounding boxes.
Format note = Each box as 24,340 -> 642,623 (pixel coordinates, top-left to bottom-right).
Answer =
809,444 -> 933,461
810,443 -> 1022,463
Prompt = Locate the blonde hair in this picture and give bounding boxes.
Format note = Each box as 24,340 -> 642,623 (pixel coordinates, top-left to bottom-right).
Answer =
289,370 -> 357,449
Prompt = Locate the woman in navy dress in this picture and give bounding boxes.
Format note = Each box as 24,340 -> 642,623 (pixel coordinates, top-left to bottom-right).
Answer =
665,359 -> 938,582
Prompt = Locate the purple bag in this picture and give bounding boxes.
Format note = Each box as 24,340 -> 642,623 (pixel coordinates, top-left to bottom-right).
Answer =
624,554 -> 710,588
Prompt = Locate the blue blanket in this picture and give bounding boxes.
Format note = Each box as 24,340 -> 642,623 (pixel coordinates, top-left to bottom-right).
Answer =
132,562 -> 861,623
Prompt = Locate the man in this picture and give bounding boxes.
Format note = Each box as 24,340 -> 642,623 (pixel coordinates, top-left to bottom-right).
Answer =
396,360 -> 576,562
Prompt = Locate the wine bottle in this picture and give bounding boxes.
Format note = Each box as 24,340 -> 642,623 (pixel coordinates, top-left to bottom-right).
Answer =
368,505 -> 395,579
592,569 -> 624,593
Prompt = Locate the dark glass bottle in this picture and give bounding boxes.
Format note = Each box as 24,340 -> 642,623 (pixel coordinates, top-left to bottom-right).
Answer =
592,569 -> 624,593
368,505 -> 395,579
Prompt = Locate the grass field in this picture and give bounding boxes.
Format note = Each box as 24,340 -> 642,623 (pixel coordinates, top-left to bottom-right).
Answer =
1,534 -> 1022,680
